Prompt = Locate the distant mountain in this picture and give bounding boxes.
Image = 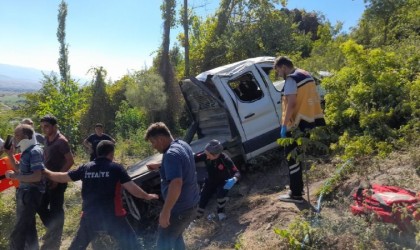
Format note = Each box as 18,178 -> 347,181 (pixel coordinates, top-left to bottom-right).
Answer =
0,64 -> 48,91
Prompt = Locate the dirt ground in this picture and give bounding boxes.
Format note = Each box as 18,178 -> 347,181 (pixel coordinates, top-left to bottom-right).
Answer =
56,148 -> 419,249
179,149 -> 420,250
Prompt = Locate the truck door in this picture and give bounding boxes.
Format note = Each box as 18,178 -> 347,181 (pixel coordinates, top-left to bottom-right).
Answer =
218,67 -> 281,158
254,63 -> 283,119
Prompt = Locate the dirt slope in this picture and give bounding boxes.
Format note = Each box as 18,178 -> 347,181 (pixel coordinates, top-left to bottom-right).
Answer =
58,148 -> 419,249
182,149 -> 419,250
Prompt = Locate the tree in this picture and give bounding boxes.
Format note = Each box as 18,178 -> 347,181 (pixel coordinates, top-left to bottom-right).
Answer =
182,0 -> 190,77
288,9 -> 321,41
200,0 -> 235,71
21,0 -> 82,148
125,70 -> 167,123
107,75 -> 131,127
114,101 -> 145,139
297,22 -> 346,72
159,0 -> 178,129
22,73 -> 82,148
353,0 -> 408,48
57,0 -> 70,84
364,0 -> 404,44
182,0 -> 325,76
81,67 -> 113,135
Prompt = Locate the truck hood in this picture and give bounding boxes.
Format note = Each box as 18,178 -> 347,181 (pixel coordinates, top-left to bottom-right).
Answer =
127,153 -> 161,183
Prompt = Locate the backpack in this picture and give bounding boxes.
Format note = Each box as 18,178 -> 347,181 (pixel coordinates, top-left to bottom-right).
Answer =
350,184 -> 419,231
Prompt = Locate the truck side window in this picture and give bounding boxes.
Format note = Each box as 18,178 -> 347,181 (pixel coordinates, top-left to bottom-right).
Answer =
228,74 -> 263,102
261,66 -> 283,91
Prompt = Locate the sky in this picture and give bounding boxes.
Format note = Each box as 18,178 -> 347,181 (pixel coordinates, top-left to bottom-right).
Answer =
0,0 -> 365,81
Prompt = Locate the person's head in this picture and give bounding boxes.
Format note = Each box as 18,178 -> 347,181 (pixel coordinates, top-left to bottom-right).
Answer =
21,118 -> 34,127
14,124 -> 34,142
273,56 -> 294,79
144,122 -> 173,153
14,124 -> 36,152
40,114 -> 58,137
96,140 -> 115,159
94,123 -> 104,135
204,139 -> 223,160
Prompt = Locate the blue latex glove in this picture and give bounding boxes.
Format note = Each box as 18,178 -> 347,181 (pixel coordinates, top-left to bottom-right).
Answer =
280,125 -> 287,138
223,177 -> 237,190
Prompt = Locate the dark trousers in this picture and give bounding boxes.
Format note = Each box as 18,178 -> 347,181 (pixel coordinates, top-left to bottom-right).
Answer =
10,187 -> 42,250
68,215 -> 141,250
37,183 -> 67,250
197,181 -> 229,217
284,140 -> 304,196
157,205 -> 197,250
283,127 -> 311,197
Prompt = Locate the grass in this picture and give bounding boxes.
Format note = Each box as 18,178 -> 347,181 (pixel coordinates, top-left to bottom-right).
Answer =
0,92 -> 25,110
0,191 -> 16,248
1,140 -> 419,249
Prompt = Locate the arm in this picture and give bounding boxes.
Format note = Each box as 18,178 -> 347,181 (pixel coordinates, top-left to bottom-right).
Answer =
60,152 -> 74,172
282,94 -> 297,126
107,135 -> 116,144
102,134 -> 116,144
146,162 -> 161,171
6,169 -> 42,182
5,148 -> 18,171
122,181 -> 159,200
194,152 -> 207,163
231,165 -> 241,180
222,154 -> 240,180
83,139 -> 92,149
43,168 -> 72,183
159,178 -> 182,228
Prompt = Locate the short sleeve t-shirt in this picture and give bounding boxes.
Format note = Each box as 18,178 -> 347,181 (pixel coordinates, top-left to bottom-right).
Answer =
19,144 -> 46,192
35,132 -> 45,145
283,77 -> 297,96
44,133 -> 71,172
160,140 -> 199,214
86,134 -> 113,157
68,158 -> 131,217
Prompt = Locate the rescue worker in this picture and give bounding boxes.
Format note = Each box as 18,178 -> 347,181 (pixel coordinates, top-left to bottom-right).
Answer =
194,139 -> 241,221
43,140 -> 159,249
274,56 -> 325,203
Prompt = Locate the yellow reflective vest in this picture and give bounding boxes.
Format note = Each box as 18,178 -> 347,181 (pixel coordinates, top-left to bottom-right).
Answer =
281,69 -> 325,131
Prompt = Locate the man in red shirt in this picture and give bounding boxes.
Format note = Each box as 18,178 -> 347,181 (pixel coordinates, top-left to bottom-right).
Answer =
38,114 -> 74,250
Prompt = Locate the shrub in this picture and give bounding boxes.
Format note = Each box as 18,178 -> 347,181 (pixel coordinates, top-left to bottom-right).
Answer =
0,193 -> 15,248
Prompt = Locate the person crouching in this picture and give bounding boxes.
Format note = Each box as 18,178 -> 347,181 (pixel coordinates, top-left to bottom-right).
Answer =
194,139 -> 240,221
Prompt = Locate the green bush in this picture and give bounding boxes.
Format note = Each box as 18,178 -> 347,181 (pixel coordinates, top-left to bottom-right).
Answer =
0,193 -> 16,248
323,40 -> 419,159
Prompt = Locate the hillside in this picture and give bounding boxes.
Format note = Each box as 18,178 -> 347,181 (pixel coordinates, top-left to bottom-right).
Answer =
54,147 -> 419,250
0,64 -> 44,91
179,149 -> 419,249
0,91 -> 27,111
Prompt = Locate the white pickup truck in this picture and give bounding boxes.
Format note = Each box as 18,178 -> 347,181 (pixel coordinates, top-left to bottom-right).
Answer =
124,56 -> 322,220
